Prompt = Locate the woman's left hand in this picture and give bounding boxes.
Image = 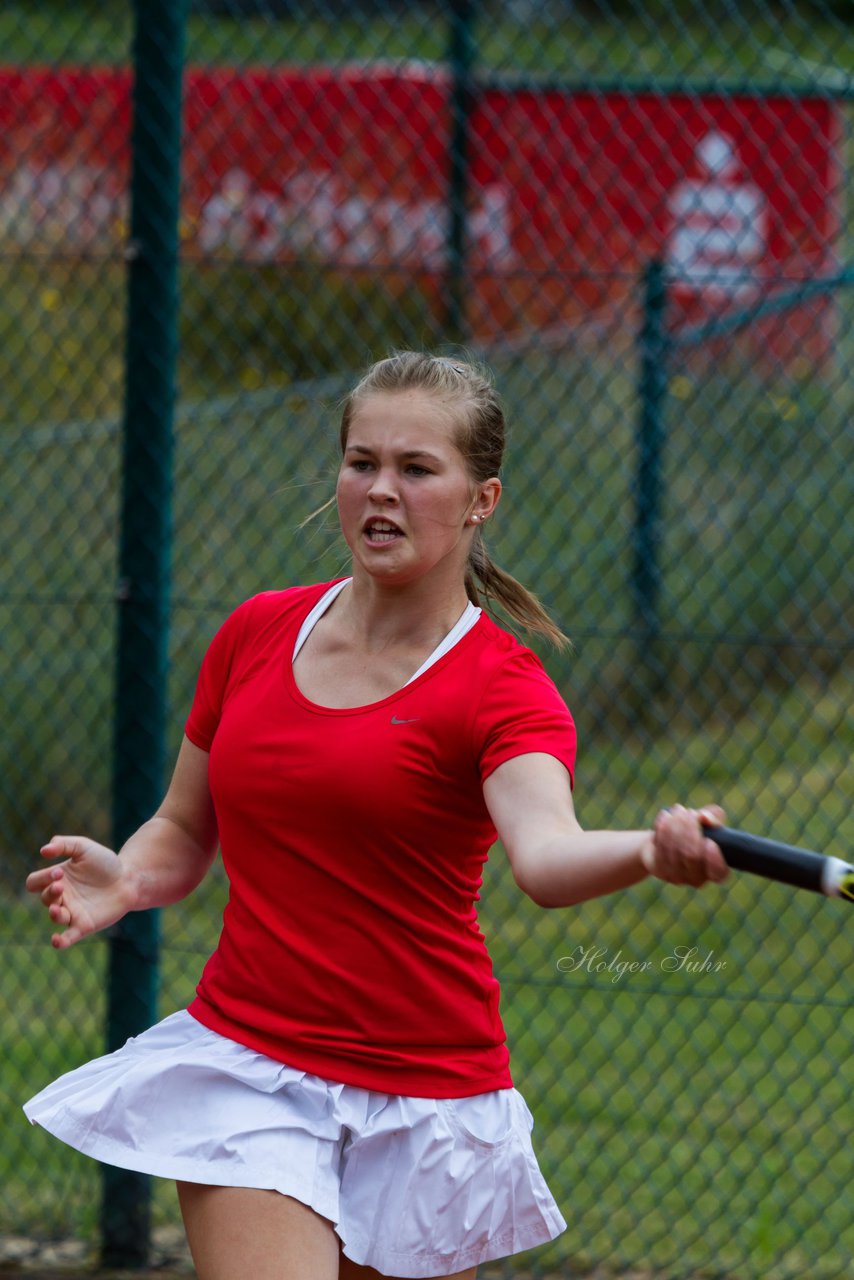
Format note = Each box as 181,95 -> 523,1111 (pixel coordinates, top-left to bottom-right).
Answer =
640,804 -> 730,887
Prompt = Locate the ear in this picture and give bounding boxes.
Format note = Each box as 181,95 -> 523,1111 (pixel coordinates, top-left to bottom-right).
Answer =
468,477 -> 502,525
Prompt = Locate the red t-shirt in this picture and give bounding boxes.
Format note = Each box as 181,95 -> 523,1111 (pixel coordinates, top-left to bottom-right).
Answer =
185,582 -> 576,1097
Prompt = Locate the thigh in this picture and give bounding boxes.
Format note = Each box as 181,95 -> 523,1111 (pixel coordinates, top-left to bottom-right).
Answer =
339,1258 -> 476,1280
177,1182 -> 339,1280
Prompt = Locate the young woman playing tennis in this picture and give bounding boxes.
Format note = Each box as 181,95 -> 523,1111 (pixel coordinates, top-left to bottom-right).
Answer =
24,352 -> 727,1280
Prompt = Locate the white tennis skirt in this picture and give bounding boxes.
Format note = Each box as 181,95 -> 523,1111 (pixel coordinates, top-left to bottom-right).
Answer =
23,1010 -> 566,1278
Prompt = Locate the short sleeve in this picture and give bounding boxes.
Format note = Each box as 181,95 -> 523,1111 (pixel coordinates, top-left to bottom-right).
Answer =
184,599 -> 255,752
473,650 -> 576,786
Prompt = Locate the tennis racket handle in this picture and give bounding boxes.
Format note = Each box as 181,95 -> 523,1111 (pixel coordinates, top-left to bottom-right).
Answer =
703,824 -> 854,902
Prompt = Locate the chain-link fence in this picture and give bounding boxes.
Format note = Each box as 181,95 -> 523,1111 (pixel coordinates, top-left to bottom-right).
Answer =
3,0 -> 853,1275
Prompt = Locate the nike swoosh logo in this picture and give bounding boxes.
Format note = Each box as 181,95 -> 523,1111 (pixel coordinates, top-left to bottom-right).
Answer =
391,715 -> 420,725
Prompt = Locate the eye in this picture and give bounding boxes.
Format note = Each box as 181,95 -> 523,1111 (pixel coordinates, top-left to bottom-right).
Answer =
350,459 -> 373,471
406,464 -> 431,476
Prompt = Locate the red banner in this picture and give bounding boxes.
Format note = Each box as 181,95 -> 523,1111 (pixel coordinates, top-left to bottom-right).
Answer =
0,64 -> 841,358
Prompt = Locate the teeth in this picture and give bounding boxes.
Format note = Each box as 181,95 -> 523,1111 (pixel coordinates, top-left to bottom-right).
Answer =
366,519 -> 400,544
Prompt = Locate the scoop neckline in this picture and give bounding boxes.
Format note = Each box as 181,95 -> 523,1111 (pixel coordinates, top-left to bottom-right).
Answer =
283,607 -> 486,716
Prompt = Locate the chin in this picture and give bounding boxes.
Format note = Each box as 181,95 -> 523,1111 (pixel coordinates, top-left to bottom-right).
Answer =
359,557 -> 423,586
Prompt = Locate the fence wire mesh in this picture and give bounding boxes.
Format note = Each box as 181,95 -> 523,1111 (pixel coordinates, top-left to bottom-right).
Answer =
2,1 -> 853,1276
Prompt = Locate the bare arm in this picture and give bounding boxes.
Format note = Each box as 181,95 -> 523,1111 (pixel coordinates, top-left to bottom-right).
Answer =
27,736 -> 218,949
483,752 -> 728,909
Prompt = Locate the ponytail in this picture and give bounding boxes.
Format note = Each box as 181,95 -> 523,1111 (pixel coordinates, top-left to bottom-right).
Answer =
465,529 -> 570,651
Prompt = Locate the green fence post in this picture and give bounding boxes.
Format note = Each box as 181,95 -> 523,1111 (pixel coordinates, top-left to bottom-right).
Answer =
102,0 -> 186,1267
632,258 -> 669,640
445,0 -> 476,341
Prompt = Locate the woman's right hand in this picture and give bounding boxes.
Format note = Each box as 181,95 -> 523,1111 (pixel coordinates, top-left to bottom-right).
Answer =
26,836 -> 134,950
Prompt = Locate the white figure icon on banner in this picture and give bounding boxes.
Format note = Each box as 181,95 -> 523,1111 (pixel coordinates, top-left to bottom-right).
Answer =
667,131 -> 768,299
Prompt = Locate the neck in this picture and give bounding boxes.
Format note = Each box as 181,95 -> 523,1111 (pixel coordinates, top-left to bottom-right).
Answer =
339,572 -> 472,651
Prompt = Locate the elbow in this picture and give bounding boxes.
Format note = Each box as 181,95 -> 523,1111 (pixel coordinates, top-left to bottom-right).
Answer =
512,859 -> 591,909
529,891 -> 563,910
526,885 -> 588,910
512,864 -> 565,910
527,886 -> 578,910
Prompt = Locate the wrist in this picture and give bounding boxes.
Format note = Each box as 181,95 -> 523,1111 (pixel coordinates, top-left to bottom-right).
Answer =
114,854 -> 146,914
638,830 -> 655,875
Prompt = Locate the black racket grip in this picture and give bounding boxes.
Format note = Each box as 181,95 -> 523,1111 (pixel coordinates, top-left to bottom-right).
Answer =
703,824 -> 854,901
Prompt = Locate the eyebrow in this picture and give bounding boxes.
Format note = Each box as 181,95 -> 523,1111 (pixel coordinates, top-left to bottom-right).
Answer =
345,445 -> 444,464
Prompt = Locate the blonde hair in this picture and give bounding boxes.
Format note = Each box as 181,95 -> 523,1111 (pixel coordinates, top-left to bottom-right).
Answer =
339,351 -> 570,650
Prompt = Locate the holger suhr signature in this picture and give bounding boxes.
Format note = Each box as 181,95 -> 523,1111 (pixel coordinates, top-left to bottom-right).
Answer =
556,944 -> 727,983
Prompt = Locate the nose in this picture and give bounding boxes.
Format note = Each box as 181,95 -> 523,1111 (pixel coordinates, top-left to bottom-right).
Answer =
367,466 -> 400,505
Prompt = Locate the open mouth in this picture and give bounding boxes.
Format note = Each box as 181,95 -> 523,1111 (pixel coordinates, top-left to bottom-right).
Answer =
364,518 -> 403,543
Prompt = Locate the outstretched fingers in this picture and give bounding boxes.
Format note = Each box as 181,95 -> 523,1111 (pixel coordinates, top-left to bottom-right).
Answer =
25,835 -> 79,896
40,834 -> 88,861
26,833 -> 126,950
26,835 -> 102,950
50,922 -> 86,951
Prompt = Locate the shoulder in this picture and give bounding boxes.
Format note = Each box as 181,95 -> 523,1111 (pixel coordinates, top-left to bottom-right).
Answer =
243,580 -> 340,617
461,614 -> 573,721
201,581 -> 341,662
221,580 -> 341,633
465,615 -> 576,782
468,613 -> 557,687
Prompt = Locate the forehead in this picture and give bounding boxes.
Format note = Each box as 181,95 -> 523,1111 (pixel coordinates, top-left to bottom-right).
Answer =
346,390 -> 461,452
